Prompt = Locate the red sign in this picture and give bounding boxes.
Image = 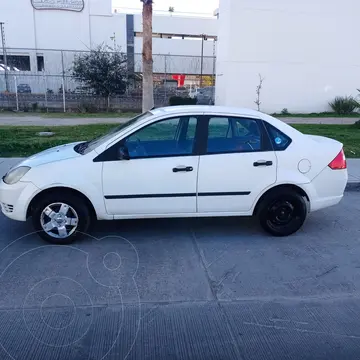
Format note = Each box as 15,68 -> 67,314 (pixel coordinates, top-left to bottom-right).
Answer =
172,75 -> 186,87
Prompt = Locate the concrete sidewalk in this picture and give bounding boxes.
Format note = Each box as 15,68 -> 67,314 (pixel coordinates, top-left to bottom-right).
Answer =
0,115 -> 130,126
1,157 -> 359,190
0,114 -> 358,126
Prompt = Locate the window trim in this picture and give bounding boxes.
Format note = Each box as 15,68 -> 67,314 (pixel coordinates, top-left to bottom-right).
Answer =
198,115 -> 273,156
93,115 -> 202,162
263,121 -> 292,151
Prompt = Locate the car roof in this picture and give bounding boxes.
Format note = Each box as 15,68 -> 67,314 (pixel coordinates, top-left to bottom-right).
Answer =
150,105 -> 262,118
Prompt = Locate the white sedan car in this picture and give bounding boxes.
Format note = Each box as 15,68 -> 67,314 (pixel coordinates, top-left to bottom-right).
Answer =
0,106 -> 348,244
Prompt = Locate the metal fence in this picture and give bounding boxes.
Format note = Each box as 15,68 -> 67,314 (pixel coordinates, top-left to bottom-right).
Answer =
0,47 -> 216,112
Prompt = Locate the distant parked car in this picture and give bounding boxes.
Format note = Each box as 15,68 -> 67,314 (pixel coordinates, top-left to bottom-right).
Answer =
189,87 -> 200,99
196,86 -> 215,105
17,84 -> 32,94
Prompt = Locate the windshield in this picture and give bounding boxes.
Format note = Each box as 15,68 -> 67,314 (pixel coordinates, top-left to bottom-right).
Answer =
75,112 -> 153,155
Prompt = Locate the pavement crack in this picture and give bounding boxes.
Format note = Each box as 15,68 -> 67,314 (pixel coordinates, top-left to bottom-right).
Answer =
316,265 -> 338,278
243,321 -> 360,339
190,229 -> 245,360
190,229 -> 218,301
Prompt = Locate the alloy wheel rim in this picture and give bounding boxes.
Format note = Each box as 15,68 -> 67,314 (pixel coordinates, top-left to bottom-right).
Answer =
40,202 -> 79,239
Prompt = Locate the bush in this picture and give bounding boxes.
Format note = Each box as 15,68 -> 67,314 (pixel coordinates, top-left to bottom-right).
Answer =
329,96 -> 358,115
354,120 -> 360,128
169,96 -> 197,106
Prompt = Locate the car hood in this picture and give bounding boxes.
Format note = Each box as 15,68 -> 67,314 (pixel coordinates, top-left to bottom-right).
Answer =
16,142 -> 83,168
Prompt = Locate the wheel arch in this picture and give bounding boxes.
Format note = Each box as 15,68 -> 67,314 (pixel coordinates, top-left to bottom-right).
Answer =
253,184 -> 310,216
26,186 -> 97,220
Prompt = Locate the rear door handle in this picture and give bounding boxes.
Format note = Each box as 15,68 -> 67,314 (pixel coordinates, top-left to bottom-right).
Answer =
173,166 -> 193,173
253,160 -> 273,167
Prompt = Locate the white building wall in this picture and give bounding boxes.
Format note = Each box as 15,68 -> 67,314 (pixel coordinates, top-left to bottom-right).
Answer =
90,14 -> 127,50
1,0 -> 36,48
134,37 -> 215,74
1,0 -> 217,92
33,10 -> 91,51
133,14 -> 216,36
2,0 -> 216,56
89,0 -> 112,16
216,0 -> 360,113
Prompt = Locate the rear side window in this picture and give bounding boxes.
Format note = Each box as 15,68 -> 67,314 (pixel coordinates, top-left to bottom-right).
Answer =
264,122 -> 292,150
206,117 -> 262,154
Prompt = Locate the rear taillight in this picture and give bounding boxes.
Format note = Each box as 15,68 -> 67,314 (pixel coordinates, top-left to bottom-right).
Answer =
328,149 -> 347,170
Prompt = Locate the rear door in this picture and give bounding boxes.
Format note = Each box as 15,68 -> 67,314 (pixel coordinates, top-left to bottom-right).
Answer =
197,116 -> 277,213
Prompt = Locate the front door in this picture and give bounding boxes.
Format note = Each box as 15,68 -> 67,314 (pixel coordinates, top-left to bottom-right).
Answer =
102,116 -> 200,216
197,116 -> 277,213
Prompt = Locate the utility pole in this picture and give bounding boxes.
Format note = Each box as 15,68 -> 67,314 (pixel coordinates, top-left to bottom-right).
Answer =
164,54 -> 167,101
110,32 -> 116,49
212,37 -> 216,86
212,37 -> 217,103
0,22 -> 9,92
200,34 -> 206,88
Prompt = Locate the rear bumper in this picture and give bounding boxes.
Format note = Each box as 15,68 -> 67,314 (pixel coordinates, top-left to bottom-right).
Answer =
310,194 -> 343,212
303,167 -> 348,212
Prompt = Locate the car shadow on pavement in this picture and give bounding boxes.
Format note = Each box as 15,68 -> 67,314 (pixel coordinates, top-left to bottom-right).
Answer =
91,216 -> 260,238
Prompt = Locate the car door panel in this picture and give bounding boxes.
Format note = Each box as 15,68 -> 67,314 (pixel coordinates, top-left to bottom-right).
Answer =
101,115 -> 200,216
103,156 -> 199,215
196,116 -> 277,213
197,152 -> 276,213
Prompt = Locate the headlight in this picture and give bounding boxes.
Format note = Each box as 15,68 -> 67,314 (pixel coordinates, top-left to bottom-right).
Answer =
3,166 -> 31,185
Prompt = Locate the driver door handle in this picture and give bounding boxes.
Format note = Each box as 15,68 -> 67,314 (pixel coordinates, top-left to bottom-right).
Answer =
173,166 -> 193,173
253,160 -> 273,167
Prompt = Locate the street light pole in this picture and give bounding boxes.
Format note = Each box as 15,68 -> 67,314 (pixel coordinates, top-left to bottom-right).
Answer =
110,32 -> 116,49
0,22 -> 9,92
200,34 -> 204,88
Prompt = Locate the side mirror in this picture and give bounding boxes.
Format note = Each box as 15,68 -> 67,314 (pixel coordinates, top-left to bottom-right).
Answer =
117,145 -> 130,160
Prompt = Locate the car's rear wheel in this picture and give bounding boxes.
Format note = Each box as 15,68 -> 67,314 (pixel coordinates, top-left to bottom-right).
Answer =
32,193 -> 91,244
257,189 -> 307,236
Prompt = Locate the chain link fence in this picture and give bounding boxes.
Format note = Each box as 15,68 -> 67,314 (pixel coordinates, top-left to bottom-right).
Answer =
0,48 -> 216,112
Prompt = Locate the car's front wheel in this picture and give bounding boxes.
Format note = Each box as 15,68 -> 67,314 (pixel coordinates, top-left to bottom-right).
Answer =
258,189 -> 308,236
32,193 -> 91,244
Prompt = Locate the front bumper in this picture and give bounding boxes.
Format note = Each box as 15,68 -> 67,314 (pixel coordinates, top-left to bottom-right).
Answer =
0,180 -> 40,221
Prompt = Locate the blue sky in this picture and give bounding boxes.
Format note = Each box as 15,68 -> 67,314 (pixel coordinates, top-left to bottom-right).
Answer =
113,0 -> 219,15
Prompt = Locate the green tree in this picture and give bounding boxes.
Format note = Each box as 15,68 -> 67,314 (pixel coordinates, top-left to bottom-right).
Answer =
72,44 -> 128,109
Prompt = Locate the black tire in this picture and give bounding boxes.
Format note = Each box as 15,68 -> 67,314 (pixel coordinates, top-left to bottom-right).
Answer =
257,189 -> 307,237
32,192 -> 91,244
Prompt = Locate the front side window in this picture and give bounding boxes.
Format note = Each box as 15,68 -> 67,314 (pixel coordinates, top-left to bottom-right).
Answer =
206,117 -> 262,154
124,116 -> 198,158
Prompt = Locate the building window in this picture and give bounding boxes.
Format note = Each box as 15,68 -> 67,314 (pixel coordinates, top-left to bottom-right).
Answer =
37,55 -> 45,72
0,55 -> 31,71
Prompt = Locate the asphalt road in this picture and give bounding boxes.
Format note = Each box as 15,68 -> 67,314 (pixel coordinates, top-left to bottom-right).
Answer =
0,189 -> 360,359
